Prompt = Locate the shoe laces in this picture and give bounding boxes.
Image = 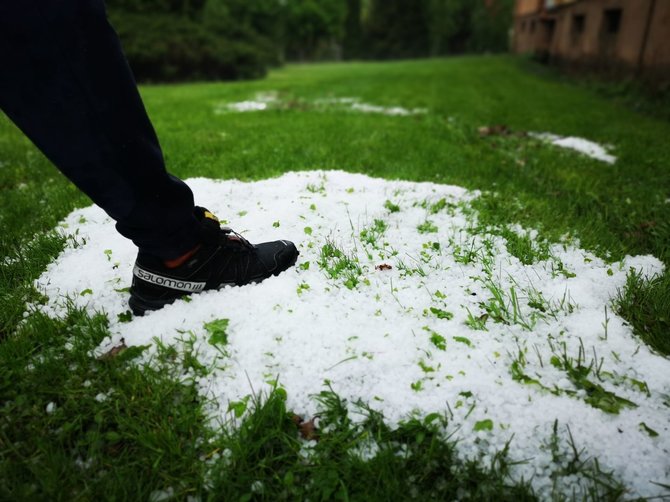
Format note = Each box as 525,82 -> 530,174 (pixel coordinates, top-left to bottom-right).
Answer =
221,226 -> 254,250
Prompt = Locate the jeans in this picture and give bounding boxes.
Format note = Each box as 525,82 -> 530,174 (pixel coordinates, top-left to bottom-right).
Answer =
0,0 -> 200,259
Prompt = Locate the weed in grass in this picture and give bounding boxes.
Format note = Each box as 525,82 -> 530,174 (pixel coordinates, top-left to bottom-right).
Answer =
510,359 -> 543,388
452,240 -> 481,265
306,182 -> 325,194
396,257 -> 426,278
473,419 -> 494,432
555,288 -> 577,316
227,395 -> 251,419
418,360 -> 436,373
359,218 -> 388,248
423,241 -> 441,253
383,199 -> 400,213
549,343 -> 637,414
499,228 -> 551,266
509,348 -> 545,388
417,220 -> 438,234
465,307 -> 489,331
423,327 -> 447,351
477,279 -> 542,331
427,306 -> 454,320
171,330 -> 212,377
415,197 -> 455,215
518,279 -> 568,322
318,240 -> 362,290
429,197 -> 456,215
453,336 -> 473,347
550,259 -> 577,279
205,318 -> 230,347
639,422 -> 659,438
116,310 -> 132,323
541,420 -> 628,499
526,297 -> 547,318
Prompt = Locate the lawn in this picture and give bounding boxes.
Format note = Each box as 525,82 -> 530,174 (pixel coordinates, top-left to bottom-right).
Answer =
1,55 -> 669,500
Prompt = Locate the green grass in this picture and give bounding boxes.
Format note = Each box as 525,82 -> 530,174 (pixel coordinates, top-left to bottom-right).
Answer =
615,270 -> 670,355
2,55 -> 669,498
0,308 -> 210,499
518,58 -> 670,122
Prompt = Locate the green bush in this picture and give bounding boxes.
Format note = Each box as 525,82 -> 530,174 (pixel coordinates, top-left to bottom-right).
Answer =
108,11 -> 271,81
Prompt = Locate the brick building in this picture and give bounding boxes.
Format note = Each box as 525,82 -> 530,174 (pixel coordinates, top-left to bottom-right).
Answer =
513,0 -> 670,82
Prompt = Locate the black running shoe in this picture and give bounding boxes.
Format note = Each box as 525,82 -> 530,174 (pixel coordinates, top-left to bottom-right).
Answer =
128,207 -> 299,315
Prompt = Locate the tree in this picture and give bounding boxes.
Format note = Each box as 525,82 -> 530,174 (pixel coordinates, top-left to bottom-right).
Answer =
284,0 -> 347,60
468,0 -> 514,53
106,0 -> 278,81
426,0 -> 472,56
342,0 -> 362,59
364,0 -> 431,59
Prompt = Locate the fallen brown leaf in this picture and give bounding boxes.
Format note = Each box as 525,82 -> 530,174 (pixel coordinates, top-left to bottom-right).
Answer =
99,338 -> 127,360
478,124 -> 510,137
478,125 -> 528,138
375,263 -> 393,271
299,416 -> 320,441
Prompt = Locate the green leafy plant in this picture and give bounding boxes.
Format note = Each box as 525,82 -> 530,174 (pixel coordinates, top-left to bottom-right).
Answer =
384,200 -> 400,213
360,218 -> 388,247
417,220 -> 438,234
550,343 -> 637,414
205,318 -> 230,347
474,419 -> 493,432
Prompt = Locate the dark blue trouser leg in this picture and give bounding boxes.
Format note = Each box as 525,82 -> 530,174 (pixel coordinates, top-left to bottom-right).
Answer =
0,0 -> 201,259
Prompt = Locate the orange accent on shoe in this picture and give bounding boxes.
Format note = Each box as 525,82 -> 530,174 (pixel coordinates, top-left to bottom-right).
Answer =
164,244 -> 202,269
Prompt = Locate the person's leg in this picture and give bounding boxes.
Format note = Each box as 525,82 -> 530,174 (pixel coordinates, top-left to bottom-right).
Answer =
0,0 -> 200,259
1,0 -> 299,315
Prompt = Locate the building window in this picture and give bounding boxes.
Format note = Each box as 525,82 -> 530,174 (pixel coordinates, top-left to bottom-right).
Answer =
600,8 -> 622,58
603,9 -> 622,34
521,20 -> 526,32
541,18 -> 556,46
571,14 -> 585,46
530,20 -> 536,34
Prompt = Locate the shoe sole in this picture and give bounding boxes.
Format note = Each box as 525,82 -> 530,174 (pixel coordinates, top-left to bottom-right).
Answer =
128,251 -> 299,316
128,293 -> 179,316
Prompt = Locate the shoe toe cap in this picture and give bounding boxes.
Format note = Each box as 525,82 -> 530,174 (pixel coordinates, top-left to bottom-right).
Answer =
256,240 -> 299,273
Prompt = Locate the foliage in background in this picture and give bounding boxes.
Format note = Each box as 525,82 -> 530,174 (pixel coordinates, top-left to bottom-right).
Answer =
106,0 -> 515,82
364,0 -> 514,59
107,0 -> 283,82
283,0 -> 348,61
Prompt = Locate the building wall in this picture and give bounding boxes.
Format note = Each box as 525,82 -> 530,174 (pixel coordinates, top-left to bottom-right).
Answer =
546,0 -> 579,8
513,0 -> 670,80
643,1 -> 670,72
515,0 -> 542,16
513,1 -> 541,53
